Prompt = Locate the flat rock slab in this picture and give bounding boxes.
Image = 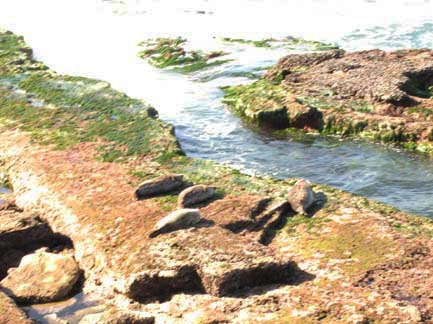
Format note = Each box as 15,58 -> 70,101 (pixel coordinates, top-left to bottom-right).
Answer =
267,49 -> 433,105
0,137 -> 299,303
79,308 -> 154,324
0,291 -> 34,324
1,250 -> 81,304
128,226 -> 297,301
200,195 -> 270,232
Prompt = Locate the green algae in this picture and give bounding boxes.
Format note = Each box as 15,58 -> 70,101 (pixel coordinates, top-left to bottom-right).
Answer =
138,37 -> 232,73
221,36 -> 339,51
221,79 -> 286,117
221,37 -> 274,48
221,75 -> 433,155
0,32 -> 181,163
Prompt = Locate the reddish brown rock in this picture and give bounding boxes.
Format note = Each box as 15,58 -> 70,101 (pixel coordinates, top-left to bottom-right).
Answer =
201,195 -> 270,232
125,226 -> 297,301
0,207 -> 52,251
266,49 -> 433,105
0,291 -> 34,324
1,249 -> 81,304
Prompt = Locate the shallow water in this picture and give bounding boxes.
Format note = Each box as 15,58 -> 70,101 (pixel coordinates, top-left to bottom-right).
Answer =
23,292 -> 103,324
0,0 -> 433,216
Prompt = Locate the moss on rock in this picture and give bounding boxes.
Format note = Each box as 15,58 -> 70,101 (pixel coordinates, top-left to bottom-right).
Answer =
138,37 -> 232,73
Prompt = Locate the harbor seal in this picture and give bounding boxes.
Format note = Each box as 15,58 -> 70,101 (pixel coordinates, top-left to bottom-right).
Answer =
135,174 -> 184,199
287,179 -> 316,215
149,208 -> 201,238
178,185 -> 216,207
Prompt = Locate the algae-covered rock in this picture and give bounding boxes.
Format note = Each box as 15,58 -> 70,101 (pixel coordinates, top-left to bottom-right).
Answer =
1,250 -> 81,304
178,184 -> 216,207
137,37 -> 232,73
223,49 -> 433,154
135,174 -> 184,199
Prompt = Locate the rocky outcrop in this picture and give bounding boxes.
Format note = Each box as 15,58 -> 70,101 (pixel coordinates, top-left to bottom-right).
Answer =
2,29 -> 433,323
0,200 -> 52,250
1,249 -> 81,304
127,226 -> 297,301
0,291 -> 34,324
223,49 -> 433,154
0,198 -> 69,279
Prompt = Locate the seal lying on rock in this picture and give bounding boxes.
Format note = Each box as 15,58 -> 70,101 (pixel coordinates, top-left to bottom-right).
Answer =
135,174 -> 184,199
287,179 -> 316,215
149,209 -> 201,238
178,185 -> 216,207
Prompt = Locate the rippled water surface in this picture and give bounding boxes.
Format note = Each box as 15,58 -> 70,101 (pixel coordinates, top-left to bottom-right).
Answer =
0,0 -> 432,216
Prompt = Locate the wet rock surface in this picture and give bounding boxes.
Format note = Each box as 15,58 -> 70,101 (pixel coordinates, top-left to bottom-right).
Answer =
1,249 -> 81,304
0,291 -> 34,324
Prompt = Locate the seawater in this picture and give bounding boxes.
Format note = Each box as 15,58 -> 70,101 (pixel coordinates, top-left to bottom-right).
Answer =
0,0 -> 432,216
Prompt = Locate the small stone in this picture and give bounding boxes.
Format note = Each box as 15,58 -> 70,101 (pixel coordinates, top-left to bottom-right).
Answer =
178,185 -> 216,207
135,174 -> 184,199
1,250 -> 81,304
149,209 -> 201,238
287,179 -> 316,215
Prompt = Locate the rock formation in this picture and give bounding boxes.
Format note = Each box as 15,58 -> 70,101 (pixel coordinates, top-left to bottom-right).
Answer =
1,249 -> 81,304
223,49 -> 433,154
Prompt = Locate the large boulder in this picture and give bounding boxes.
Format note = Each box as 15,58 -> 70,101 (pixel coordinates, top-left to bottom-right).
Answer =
1,249 -> 81,304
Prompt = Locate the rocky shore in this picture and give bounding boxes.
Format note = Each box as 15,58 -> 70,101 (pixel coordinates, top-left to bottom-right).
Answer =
1,29 -> 433,323
222,49 -> 433,155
